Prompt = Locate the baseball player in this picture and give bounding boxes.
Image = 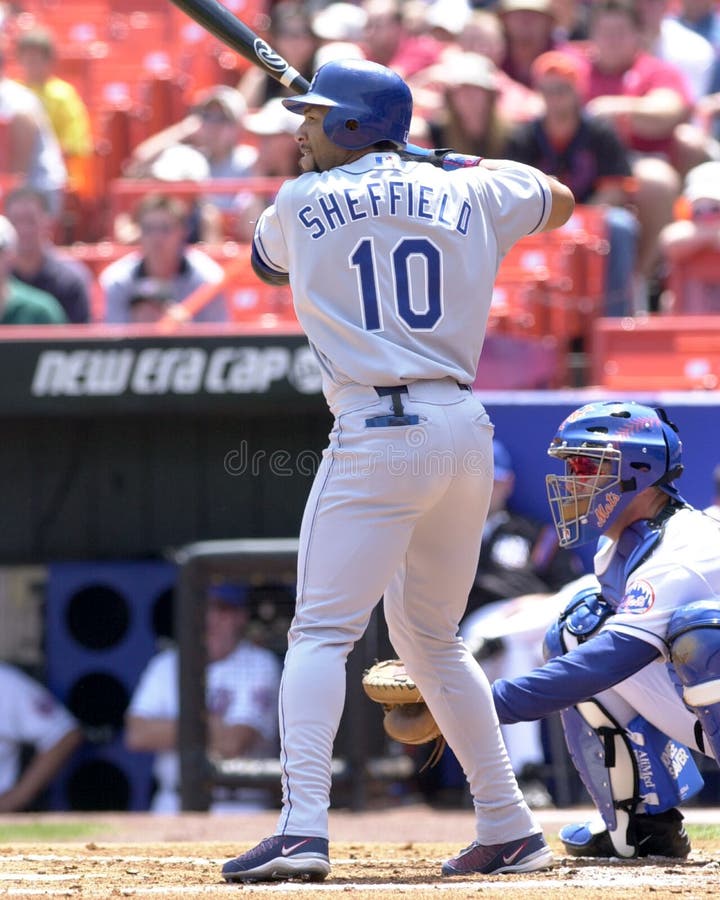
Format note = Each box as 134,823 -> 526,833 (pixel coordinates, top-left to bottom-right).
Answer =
222,57 -> 574,883
125,583 -> 281,813
490,400 -> 720,859
0,661 -> 81,811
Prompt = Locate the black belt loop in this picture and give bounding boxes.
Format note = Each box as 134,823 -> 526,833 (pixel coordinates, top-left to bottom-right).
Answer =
374,382 -> 470,395
374,385 -> 409,396
374,385 -> 407,417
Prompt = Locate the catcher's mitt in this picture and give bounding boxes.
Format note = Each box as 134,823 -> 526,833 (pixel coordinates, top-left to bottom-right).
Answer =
362,659 -> 446,768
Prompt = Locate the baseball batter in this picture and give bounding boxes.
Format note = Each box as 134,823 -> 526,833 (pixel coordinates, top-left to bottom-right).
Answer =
222,58 -> 575,883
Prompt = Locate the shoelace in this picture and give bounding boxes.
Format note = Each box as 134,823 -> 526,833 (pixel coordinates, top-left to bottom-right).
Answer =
242,837 -> 280,860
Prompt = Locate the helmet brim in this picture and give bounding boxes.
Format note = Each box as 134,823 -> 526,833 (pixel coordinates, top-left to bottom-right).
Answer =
283,94 -> 340,114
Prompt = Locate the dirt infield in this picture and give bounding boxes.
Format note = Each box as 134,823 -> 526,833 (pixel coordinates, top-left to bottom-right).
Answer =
0,806 -> 718,900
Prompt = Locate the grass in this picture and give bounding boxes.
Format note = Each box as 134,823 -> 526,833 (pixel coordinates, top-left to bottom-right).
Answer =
687,824 -> 720,842
0,821 -> 106,842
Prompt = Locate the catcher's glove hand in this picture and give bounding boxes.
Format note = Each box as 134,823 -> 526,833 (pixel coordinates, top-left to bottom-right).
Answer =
361,659 -> 446,768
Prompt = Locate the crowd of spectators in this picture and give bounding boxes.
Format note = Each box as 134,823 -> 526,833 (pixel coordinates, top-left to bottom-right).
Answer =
0,0 -> 717,334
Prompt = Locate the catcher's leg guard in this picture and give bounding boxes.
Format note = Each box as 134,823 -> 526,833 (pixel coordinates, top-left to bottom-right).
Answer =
559,704 -> 696,858
560,700 -> 639,857
668,599 -> 720,763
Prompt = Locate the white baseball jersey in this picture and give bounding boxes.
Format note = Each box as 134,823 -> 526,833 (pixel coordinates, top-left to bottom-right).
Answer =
252,151 -> 557,845
253,152 -> 551,395
598,508 -> 720,655
127,641 -> 281,811
0,662 -> 78,795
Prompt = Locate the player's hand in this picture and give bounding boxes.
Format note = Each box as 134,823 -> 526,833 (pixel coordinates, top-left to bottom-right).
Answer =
402,146 -> 483,170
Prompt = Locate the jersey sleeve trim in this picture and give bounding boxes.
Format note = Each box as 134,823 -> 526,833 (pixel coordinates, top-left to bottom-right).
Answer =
527,169 -> 550,235
251,239 -> 289,286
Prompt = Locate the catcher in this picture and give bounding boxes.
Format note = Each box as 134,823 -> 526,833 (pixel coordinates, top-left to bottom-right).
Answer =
366,401 -> 719,862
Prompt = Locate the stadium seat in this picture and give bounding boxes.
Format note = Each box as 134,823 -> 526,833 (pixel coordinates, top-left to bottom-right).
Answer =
497,205 -> 609,348
664,248 -> 720,315
591,314 -> 720,390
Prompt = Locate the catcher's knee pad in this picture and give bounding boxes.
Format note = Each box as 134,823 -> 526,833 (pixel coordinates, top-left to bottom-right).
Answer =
668,599 -> 720,763
543,578 -> 612,661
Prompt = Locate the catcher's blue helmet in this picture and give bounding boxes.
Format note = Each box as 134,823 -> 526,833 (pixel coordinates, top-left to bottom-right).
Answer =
282,59 -> 412,150
545,401 -> 684,547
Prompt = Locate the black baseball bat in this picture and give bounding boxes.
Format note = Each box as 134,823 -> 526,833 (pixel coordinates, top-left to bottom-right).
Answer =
170,0 -> 311,93
168,0 -> 442,162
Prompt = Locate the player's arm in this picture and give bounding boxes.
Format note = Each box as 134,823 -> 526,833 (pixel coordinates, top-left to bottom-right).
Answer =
534,172 -> 574,232
0,727 -> 82,812
427,149 -> 575,232
251,200 -> 290,286
125,714 -> 178,752
491,630 -> 660,724
207,715 -> 264,758
251,241 -> 289,286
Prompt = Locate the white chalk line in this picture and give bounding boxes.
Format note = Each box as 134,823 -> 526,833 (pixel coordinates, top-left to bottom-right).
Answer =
1,877 -> 715,898
0,854 -> 715,895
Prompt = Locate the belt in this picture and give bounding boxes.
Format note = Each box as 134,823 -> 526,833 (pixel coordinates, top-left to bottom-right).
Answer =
371,381 -> 469,424
374,383 -> 470,396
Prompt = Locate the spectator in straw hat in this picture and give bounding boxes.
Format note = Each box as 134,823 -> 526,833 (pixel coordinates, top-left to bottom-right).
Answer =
497,0 -> 559,87
244,97 -> 300,180
425,52 -> 512,159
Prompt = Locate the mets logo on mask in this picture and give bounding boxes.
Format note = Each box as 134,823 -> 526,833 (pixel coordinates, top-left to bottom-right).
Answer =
619,579 -> 655,614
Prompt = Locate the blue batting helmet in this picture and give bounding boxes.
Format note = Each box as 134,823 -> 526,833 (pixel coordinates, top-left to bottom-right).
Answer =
545,401 -> 684,547
282,59 -> 412,150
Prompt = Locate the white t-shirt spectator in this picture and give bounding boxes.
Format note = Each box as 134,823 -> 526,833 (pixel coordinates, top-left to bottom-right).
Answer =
127,641 -> 281,812
99,248 -> 227,323
0,662 -> 78,795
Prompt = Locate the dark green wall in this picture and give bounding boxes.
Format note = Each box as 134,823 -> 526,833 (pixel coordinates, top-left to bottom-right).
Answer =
3,412 -> 330,563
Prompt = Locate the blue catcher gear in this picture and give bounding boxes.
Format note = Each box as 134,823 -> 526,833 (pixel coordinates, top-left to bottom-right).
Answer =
543,575 -> 611,660
282,59 -> 412,150
668,599 -> 720,764
545,580 -> 703,858
545,401 -> 684,547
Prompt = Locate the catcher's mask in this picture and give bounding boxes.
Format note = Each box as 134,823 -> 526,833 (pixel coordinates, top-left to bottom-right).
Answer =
545,401 -> 684,547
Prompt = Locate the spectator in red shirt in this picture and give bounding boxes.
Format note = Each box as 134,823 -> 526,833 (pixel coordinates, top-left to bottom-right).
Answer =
581,1 -> 692,158
572,0 -> 696,287
360,0 -> 444,78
